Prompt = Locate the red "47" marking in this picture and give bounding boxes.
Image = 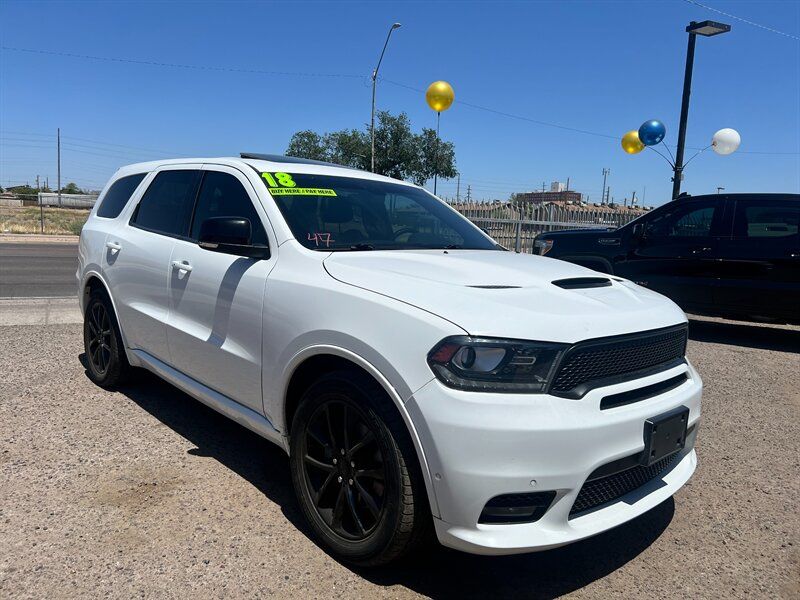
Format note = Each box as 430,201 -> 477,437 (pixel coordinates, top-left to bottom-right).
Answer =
307,232 -> 334,247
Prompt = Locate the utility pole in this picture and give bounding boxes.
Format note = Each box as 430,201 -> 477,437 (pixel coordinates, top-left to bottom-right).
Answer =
465,185 -> 472,202
642,186 -> 646,206
456,174 -> 461,202
606,187 -> 612,205
601,168 -> 610,206
57,128 -> 62,207
541,181 -> 546,192
631,190 -> 637,206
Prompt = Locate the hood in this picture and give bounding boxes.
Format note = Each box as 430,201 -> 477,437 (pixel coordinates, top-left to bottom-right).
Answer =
323,250 -> 686,343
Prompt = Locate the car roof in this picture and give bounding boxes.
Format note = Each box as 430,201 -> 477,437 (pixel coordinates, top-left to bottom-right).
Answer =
677,193 -> 799,202
111,154 -> 416,188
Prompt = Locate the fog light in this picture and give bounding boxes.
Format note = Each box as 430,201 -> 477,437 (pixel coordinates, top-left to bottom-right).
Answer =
478,491 -> 556,524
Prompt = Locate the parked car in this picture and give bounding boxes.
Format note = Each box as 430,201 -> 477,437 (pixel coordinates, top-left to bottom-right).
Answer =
536,194 -> 800,324
78,154 -> 702,565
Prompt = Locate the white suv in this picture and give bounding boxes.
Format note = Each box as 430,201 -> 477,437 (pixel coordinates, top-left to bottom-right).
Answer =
78,154 -> 702,565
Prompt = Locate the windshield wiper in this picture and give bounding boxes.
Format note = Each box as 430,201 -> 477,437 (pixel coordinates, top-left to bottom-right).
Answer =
348,243 -> 375,251
443,244 -> 463,249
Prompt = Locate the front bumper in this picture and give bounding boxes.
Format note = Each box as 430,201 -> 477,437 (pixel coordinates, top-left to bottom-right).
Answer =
406,361 -> 702,555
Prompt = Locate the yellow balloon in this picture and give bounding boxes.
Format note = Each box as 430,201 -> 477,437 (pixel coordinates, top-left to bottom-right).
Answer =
621,130 -> 645,154
426,80 -> 455,112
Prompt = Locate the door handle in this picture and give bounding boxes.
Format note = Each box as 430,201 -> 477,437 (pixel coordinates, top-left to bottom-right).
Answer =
105,241 -> 122,252
171,260 -> 193,273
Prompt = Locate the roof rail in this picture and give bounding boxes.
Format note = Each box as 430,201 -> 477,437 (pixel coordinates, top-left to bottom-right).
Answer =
239,153 -> 357,170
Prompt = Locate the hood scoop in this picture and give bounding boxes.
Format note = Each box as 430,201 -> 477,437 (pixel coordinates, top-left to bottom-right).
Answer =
467,285 -> 522,289
552,277 -> 612,290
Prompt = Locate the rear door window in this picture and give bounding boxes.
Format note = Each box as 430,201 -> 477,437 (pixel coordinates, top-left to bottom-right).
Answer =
96,173 -> 146,218
733,200 -> 799,239
130,170 -> 201,238
189,171 -> 268,245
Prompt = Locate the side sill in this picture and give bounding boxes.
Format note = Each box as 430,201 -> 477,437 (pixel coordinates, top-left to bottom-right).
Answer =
132,349 -> 287,452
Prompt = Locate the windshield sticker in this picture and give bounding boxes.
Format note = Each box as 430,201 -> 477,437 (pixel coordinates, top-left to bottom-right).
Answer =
260,172 -> 337,196
268,187 -> 337,196
261,172 -> 296,187
307,232 -> 335,247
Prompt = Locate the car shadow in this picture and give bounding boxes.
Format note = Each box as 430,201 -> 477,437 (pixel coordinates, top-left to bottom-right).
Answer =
79,356 -> 675,598
688,318 -> 800,353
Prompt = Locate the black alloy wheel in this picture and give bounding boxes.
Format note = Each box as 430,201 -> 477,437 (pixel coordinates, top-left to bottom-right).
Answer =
83,288 -> 130,388
302,399 -> 386,540
86,301 -> 113,377
290,372 -> 430,565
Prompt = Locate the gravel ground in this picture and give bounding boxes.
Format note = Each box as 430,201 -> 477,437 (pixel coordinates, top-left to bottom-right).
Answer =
1,319 -> 798,599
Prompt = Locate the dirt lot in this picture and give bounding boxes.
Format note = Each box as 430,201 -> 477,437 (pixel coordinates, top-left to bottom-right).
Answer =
1,319 -> 798,599
0,206 -> 89,235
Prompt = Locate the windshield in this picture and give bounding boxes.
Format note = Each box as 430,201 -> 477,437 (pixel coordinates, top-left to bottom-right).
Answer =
258,171 -> 499,251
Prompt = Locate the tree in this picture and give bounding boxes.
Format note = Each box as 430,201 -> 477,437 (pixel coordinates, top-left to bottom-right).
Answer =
11,185 -> 38,197
325,129 -> 370,170
285,110 -> 457,186
285,131 -> 328,161
413,127 -> 457,186
60,182 -> 83,194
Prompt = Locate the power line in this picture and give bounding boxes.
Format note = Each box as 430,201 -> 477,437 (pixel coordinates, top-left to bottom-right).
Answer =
1,130 -> 191,156
0,46 -> 367,80
3,47 -> 798,155
683,0 -> 800,42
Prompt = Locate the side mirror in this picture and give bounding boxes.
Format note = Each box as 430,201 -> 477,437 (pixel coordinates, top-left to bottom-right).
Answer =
198,217 -> 270,259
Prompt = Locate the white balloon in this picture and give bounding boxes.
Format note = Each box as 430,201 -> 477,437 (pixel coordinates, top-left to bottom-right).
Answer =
711,128 -> 741,155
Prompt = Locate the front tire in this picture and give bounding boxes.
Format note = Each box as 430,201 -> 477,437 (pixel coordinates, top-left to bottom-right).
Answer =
83,288 -> 130,388
289,371 -> 430,566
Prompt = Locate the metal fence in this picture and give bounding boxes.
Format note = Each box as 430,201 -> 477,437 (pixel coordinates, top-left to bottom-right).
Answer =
37,192 -> 99,208
446,200 -> 646,253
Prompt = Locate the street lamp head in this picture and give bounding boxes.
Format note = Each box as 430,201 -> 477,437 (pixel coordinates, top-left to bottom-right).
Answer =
392,23 -> 402,29
687,20 -> 731,36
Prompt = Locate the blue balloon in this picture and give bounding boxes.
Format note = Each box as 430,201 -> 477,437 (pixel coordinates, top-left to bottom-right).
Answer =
638,120 -> 666,146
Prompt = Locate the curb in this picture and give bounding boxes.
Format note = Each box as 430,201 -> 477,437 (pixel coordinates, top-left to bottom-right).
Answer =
0,233 -> 80,244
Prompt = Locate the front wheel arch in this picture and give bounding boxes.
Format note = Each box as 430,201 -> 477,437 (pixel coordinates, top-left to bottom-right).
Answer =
281,349 -> 439,519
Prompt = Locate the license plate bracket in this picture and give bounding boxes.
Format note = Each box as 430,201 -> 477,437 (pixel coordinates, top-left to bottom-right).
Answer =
641,406 -> 689,466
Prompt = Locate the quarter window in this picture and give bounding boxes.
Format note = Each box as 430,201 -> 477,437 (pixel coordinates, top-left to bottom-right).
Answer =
130,170 -> 200,238
190,171 -> 268,245
734,201 -> 799,238
96,173 -> 146,218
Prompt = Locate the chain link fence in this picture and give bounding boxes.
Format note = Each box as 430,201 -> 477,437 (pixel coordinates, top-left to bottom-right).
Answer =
0,193 -> 96,235
447,200 -> 647,253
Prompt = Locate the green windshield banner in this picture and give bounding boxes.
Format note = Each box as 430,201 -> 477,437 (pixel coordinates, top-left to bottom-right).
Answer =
267,187 -> 337,196
261,172 -> 337,196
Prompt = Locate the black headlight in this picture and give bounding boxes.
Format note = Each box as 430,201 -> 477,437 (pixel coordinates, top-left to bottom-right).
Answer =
427,336 -> 567,393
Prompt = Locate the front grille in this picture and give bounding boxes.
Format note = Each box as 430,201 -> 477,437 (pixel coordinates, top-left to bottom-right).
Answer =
550,325 -> 687,397
569,453 -> 679,517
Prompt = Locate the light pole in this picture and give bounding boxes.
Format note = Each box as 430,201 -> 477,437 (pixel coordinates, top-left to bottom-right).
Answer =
672,20 -> 730,199
371,23 -> 401,173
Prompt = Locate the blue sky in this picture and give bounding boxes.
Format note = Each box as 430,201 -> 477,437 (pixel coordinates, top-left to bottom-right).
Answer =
1,0 -> 798,206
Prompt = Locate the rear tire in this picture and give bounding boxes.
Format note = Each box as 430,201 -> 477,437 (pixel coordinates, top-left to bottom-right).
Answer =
289,371 -> 430,566
83,288 -> 131,388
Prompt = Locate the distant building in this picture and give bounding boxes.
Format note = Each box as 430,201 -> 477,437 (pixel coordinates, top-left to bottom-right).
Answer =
550,181 -> 566,192
514,189 -> 583,205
